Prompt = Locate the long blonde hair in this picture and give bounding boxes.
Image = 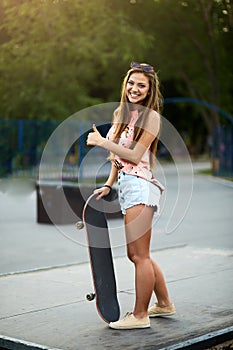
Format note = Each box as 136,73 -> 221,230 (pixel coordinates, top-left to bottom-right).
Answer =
112,63 -> 163,168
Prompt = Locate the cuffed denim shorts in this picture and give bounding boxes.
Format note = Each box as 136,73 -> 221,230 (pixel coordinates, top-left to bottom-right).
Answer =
117,172 -> 161,215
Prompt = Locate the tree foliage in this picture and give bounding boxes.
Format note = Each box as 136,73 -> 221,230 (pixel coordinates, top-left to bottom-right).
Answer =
116,0 -> 233,133
0,0 -> 151,119
0,0 -> 232,136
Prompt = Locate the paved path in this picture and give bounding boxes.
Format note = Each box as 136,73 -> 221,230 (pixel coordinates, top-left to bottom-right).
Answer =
0,161 -> 233,349
0,245 -> 232,349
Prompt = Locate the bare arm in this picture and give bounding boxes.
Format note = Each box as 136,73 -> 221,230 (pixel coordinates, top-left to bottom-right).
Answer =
87,112 -> 160,165
94,163 -> 118,200
104,163 -> 118,187
100,131 -> 155,164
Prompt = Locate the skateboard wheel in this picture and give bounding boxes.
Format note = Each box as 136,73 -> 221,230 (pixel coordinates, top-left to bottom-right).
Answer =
75,221 -> 84,230
86,293 -> 95,301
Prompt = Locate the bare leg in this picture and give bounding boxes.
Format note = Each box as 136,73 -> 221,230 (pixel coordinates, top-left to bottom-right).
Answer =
125,205 -> 155,318
125,204 -> 172,319
150,259 -> 172,307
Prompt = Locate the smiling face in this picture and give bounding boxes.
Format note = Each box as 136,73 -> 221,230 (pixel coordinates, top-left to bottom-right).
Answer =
126,72 -> 150,105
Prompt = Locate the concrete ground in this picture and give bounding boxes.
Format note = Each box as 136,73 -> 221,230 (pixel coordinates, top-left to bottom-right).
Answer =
0,161 -> 233,349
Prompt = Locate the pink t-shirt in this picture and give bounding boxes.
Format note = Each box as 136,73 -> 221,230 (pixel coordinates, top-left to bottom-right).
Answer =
106,110 -> 164,192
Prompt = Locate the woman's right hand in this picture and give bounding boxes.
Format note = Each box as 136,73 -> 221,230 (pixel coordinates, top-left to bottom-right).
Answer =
94,186 -> 111,201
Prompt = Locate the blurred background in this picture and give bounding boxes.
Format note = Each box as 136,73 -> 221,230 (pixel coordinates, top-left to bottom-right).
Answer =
0,0 -> 232,179
0,5 -> 232,346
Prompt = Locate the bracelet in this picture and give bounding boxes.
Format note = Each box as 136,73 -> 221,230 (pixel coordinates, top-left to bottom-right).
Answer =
103,184 -> 112,192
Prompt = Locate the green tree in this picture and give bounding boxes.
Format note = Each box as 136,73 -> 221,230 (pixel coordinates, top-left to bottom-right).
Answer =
1,0 -> 232,166
0,0 -> 151,120
120,0 -> 233,135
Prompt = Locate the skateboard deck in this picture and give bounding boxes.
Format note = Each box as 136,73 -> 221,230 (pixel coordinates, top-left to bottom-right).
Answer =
76,193 -> 120,323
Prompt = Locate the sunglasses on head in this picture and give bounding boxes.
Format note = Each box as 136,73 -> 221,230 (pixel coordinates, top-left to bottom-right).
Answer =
130,62 -> 154,72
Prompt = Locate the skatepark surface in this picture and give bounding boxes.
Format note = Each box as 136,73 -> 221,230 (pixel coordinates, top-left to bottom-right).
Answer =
0,162 -> 233,349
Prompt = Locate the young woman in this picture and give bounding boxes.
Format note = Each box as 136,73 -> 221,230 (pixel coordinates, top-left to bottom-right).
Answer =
87,62 -> 175,330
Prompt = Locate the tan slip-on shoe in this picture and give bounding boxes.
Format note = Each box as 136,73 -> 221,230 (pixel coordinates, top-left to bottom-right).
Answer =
148,303 -> 176,317
109,312 -> 150,330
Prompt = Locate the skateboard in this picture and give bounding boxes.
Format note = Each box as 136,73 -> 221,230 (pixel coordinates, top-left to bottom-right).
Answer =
76,192 -> 120,323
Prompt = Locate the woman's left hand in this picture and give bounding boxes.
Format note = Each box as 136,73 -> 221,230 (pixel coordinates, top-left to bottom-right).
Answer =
87,124 -> 104,146
93,186 -> 111,200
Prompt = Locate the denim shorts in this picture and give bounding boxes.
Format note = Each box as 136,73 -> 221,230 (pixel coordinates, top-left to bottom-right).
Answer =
117,172 -> 162,215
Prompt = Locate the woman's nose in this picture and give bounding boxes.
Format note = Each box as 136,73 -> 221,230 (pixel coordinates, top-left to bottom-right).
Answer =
131,85 -> 138,93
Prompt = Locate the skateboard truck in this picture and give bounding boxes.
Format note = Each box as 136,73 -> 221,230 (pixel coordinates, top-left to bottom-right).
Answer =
86,292 -> 96,301
76,221 -> 84,230
76,221 -> 96,302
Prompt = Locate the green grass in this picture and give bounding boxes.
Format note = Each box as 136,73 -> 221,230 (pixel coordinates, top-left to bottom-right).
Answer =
197,169 -> 212,176
197,168 -> 233,182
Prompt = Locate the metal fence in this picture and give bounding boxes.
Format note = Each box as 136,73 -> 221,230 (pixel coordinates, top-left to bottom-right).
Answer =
0,119 -> 111,179
212,125 -> 233,177
1,119 -> 233,178
0,119 -> 60,177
